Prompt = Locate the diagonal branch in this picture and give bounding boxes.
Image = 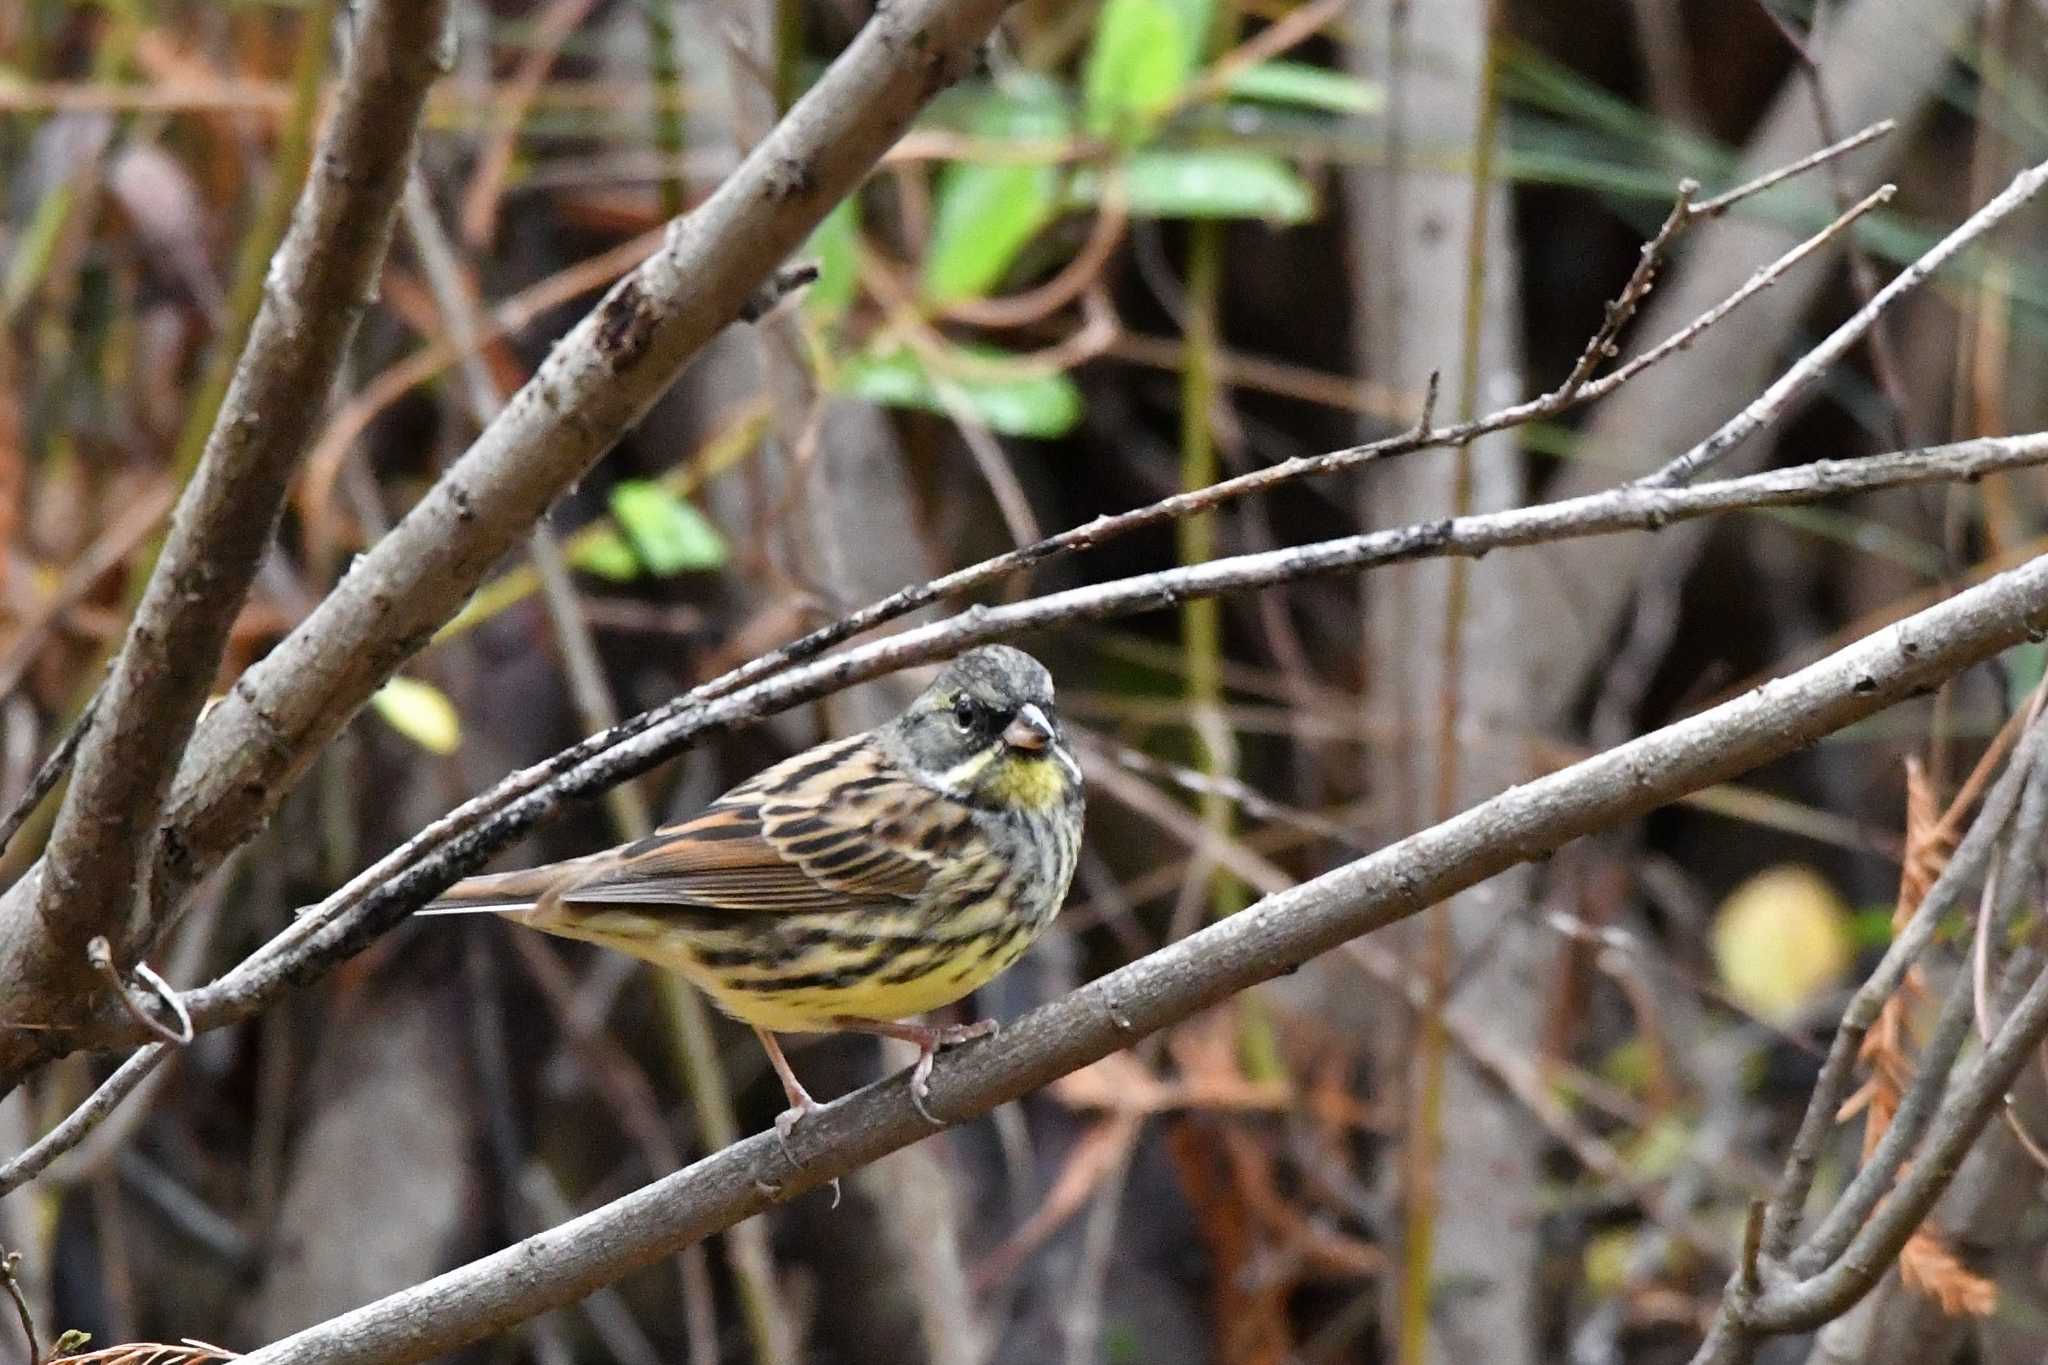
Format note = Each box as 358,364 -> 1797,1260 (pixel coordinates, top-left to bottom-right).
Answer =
228,487 -> 2048,1365
7,432 -> 2045,1198
0,0 -> 449,1046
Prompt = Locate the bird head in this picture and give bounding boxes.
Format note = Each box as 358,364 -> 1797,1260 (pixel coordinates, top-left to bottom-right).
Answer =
890,645 -> 1081,811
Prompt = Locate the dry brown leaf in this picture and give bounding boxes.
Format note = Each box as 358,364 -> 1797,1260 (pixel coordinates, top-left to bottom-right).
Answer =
1900,1227 -> 1997,1317
1166,1122 -> 1295,1365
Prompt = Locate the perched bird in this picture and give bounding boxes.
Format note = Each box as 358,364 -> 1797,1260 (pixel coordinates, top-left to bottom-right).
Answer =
420,645 -> 1084,1134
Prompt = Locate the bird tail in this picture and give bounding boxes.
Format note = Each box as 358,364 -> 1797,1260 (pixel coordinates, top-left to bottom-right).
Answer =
417,863 -> 585,917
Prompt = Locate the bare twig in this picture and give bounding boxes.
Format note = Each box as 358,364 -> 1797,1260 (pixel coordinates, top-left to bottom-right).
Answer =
1742,943 -> 2048,1332
1643,156 -> 2048,487
0,1249 -> 38,1365
226,507 -> 2048,1365
1757,717 -> 2048,1260
1749,0 -> 1913,445
0,1050 -> 163,1195
1555,119 -> 1894,404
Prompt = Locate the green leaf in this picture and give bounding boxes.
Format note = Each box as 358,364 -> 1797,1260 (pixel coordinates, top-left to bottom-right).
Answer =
1225,60 -> 1383,115
609,480 -> 728,574
1073,149 -> 1315,222
1082,0 -> 1212,142
924,161 -> 1062,303
372,676 -> 462,755
571,526 -> 645,582
924,84 -> 1073,303
801,196 -> 861,323
2007,640 -> 2048,715
842,344 -> 1082,438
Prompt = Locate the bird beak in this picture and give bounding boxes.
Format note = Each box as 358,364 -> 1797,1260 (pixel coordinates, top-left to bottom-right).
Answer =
1003,703 -> 1053,752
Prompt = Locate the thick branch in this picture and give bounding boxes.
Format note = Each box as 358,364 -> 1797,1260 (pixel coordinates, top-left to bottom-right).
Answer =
232,512 -> 2048,1365
0,0 -> 447,1040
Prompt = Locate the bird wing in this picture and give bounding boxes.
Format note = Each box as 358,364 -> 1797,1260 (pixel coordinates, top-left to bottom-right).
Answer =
435,735 -> 966,920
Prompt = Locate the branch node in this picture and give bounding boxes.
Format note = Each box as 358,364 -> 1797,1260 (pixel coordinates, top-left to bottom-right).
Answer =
1413,370 -> 1441,437
739,261 -> 823,323
1741,1198 -> 1767,1292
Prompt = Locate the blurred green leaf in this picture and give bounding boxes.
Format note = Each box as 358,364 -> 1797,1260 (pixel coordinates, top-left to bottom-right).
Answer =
372,677 -> 462,755
571,527 -> 645,582
801,196 -> 862,323
1083,0 -> 1212,141
2006,640 -> 2048,714
609,480 -> 728,574
842,344 -> 1082,438
1849,905 -> 1902,950
924,82 -> 1073,304
1073,149 -> 1315,222
1225,60 -> 1383,115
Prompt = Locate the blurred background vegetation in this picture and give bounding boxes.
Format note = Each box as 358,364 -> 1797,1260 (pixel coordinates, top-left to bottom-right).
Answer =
3,0 -> 2048,1362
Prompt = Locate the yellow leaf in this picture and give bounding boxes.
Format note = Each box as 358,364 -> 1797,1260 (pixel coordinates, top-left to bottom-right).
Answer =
371,676 -> 461,755
1711,865 -> 1852,1025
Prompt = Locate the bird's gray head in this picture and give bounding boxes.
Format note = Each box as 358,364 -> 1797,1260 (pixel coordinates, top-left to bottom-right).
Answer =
886,646 -> 1079,806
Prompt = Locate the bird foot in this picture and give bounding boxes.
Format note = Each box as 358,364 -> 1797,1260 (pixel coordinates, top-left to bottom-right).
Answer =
774,1095 -> 824,1155
909,1018 -> 999,1126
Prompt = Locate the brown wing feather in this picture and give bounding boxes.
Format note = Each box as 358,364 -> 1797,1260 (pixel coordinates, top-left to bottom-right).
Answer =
479,734 -> 962,920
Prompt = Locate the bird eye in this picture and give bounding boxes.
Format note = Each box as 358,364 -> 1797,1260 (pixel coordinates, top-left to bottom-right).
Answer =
950,695 -> 979,730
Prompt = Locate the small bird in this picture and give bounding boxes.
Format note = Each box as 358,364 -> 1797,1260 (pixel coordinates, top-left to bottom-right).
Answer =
420,645 -> 1083,1135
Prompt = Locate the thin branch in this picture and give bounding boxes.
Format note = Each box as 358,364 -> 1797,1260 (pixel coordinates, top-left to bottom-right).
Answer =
13,433 -> 2047,1194
1642,156 -> 2048,487
1799,938 -> 1982,1268
1557,118 -> 1893,403
1748,0 -> 1913,445
0,1049 -> 166,1195
229,502 -> 2048,1365
0,1250 -> 37,1365
1757,717 -> 2048,1259
1690,116 -> 1895,216
0,0 -> 451,1061
1746,941 -> 2048,1331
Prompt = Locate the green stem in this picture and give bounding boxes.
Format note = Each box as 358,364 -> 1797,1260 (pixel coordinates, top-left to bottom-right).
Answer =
643,0 -> 688,222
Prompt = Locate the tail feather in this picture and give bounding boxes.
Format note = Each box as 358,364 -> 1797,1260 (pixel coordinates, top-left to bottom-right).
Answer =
419,863 -> 581,918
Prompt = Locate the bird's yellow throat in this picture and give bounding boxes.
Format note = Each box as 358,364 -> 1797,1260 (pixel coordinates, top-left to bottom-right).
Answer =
983,752 -> 1070,811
